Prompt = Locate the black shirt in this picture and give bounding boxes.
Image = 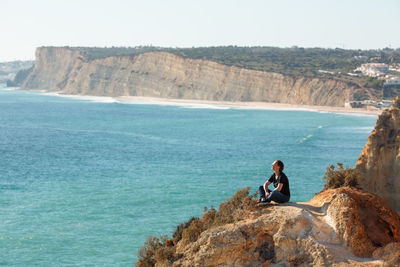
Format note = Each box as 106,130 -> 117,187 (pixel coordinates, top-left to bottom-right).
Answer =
268,172 -> 290,197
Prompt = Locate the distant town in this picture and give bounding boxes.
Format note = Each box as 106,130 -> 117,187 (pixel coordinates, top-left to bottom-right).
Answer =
342,62 -> 400,109
345,99 -> 393,109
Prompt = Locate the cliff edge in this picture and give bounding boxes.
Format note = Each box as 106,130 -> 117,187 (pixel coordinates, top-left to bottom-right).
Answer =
137,187 -> 400,267
356,95 -> 400,212
21,47 -> 369,107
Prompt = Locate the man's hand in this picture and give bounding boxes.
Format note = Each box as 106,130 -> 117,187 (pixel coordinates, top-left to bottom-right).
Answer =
263,181 -> 271,197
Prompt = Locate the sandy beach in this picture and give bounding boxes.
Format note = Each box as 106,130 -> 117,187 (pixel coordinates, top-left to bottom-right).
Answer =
7,86 -> 383,116
117,96 -> 383,116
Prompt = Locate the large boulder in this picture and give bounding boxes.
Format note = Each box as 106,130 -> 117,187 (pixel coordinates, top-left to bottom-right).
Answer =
355,96 -> 400,212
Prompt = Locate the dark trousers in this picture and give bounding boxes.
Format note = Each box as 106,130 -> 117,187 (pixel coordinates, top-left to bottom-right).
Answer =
259,186 -> 289,203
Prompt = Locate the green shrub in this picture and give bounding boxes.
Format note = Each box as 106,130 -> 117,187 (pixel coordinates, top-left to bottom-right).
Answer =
212,186 -> 257,226
201,206 -> 217,229
137,235 -> 177,267
322,163 -> 362,190
137,236 -> 163,267
154,236 -> 177,265
181,218 -> 204,244
172,217 -> 199,243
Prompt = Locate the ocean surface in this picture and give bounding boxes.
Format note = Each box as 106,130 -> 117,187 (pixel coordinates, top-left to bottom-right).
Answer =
0,84 -> 377,266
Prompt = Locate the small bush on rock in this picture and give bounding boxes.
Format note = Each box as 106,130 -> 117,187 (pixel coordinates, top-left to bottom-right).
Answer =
201,206 -> 217,229
137,236 -> 164,267
137,235 -> 177,267
172,217 -> 199,243
213,186 -> 257,226
181,218 -> 204,244
323,163 -> 362,190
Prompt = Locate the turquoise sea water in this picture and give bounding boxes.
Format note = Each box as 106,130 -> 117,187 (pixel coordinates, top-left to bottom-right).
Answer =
0,84 -> 377,266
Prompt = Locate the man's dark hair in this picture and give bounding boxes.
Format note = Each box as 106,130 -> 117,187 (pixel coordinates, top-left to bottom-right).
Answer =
276,160 -> 284,171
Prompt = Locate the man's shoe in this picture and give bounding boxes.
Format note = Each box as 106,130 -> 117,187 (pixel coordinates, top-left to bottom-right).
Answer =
257,201 -> 270,206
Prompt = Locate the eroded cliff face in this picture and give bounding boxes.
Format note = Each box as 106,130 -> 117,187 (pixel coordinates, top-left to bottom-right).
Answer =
21,47 -> 363,106
355,96 -> 400,212
22,47 -> 82,90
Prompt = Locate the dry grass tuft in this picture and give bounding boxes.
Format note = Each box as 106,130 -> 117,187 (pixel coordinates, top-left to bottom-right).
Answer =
322,163 -> 362,190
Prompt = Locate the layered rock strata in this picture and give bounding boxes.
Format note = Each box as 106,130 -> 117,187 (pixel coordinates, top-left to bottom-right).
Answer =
21,47 -> 366,106
355,96 -> 400,212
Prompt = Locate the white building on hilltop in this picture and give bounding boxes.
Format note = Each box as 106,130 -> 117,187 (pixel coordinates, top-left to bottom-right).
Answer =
384,78 -> 400,86
355,63 -> 389,77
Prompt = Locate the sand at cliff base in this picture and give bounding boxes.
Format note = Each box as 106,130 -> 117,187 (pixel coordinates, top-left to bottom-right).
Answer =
117,96 -> 383,116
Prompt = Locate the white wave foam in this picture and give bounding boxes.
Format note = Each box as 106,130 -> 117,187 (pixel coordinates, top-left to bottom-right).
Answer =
299,134 -> 313,143
181,104 -> 231,110
1,87 -> 19,91
8,88 -> 382,115
233,105 -> 315,112
117,98 -> 231,109
38,91 -> 117,103
334,112 -> 378,118
63,94 -> 117,103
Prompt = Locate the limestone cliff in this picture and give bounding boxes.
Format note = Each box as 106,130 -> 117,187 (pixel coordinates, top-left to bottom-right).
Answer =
355,96 -> 400,212
21,47 -> 367,106
137,187 -> 400,267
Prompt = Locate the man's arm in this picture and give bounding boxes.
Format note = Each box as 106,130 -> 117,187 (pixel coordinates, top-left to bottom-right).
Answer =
275,183 -> 283,192
264,181 -> 271,196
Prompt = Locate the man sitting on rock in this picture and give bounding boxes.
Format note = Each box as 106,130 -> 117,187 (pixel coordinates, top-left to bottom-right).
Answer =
258,160 -> 290,205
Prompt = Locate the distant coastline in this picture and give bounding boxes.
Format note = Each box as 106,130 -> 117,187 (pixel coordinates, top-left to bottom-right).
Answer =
117,96 -> 383,116
6,86 -> 382,116
19,47 -> 377,108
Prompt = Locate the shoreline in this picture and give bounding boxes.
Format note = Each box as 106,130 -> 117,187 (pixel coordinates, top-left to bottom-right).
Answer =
3,86 -> 383,116
117,96 -> 383,116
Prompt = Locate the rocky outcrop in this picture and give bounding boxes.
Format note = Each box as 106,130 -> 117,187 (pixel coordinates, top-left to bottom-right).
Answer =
143,187 -> 400,267
22,48 -> 82,90
21,47 -> 366,106
355,96 -> 400,212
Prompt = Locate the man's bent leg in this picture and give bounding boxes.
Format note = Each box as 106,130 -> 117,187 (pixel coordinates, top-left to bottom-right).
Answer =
258,186 -> 266,200
265,190 -> 289,203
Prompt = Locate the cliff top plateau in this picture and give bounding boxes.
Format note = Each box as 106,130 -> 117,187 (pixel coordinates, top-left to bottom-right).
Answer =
39,46 -> 400,80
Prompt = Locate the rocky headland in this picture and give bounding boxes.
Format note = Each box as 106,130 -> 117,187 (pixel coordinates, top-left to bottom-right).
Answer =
20,47 -> 373,107
356,95 -> 400,212
137,98 -> 400,267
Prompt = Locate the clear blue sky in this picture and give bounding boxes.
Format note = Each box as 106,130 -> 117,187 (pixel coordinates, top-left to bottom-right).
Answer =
1,0 -> 399,62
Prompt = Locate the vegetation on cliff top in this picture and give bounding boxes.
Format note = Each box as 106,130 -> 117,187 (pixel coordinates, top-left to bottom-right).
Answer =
56,45 -> 400,80
322,163 -> 363,191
